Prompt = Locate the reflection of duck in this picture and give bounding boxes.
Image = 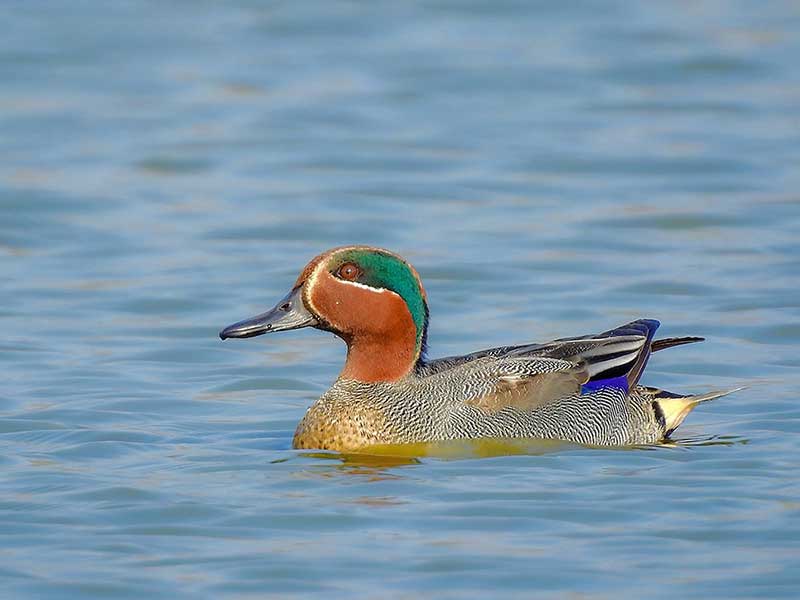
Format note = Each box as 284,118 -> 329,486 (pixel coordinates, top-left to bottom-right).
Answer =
221,246 -> 735,453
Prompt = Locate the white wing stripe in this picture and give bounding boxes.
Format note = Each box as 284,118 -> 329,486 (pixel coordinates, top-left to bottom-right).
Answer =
581,338 -> 645,358
585,352 -> 640,378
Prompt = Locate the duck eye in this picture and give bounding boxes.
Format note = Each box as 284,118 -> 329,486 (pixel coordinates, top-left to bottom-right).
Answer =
336,262 -> 361,281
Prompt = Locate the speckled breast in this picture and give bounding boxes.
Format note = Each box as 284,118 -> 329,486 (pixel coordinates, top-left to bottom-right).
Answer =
292,396 -> 396,452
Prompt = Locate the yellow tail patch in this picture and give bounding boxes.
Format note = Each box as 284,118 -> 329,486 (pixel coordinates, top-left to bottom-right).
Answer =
657,388 -> 743,434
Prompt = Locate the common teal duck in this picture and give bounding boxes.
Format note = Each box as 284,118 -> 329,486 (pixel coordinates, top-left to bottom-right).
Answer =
220,246 -> 733,452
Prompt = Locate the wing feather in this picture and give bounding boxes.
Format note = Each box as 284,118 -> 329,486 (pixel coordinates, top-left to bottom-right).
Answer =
420,320 -> 692,413
464,357 -> 589,414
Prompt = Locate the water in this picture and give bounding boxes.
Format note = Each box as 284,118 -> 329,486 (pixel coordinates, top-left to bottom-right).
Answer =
2,1 -> 800,597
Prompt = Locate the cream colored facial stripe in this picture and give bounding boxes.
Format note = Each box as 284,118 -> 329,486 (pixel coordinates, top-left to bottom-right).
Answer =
338,279 -> 388,294
302,257 -> 327,316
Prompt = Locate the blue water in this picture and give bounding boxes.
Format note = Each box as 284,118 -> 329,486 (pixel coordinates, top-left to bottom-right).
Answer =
2,1 -> 800,598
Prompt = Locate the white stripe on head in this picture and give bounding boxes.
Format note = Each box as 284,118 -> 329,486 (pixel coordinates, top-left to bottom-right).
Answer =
303,257 -> 328,316
339,279 -> 387,294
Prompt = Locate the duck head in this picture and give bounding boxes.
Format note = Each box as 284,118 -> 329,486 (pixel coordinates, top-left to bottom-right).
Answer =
220,246 -> 429,382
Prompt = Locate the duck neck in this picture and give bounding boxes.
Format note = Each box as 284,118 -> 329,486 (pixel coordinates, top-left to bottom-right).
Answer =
340,328 -> 419,383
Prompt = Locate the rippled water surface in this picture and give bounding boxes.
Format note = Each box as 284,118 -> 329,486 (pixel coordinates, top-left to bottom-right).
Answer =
2,1 -> 800,598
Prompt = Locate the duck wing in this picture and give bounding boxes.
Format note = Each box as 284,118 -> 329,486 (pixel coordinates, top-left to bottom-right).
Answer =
424,320 -> 683,413
459,356 -> 589,413
423,320 -> 665,388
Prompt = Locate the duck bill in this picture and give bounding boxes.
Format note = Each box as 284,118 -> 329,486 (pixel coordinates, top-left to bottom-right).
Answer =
219,286 -> 318,340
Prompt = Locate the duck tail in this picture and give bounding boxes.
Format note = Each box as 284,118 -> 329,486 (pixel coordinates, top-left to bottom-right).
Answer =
651,336 -> 705,352
654,387 -> 744,436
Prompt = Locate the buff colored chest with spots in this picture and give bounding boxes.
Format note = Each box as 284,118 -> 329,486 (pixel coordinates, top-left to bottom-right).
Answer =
220,246 -> 737,453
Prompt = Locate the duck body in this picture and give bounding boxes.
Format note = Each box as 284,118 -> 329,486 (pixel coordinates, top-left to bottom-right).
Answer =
220,246 -> 731,453
292,328 -> 722,451
294,379 -> 662,451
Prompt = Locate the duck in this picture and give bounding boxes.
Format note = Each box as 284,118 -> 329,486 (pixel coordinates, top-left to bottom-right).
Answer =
220,245 -> 734,452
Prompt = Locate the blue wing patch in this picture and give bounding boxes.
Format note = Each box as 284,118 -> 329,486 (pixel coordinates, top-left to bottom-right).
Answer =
582,375 -> 630,395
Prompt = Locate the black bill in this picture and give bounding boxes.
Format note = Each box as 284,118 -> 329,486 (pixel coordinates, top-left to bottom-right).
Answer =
219,286 -> 317,340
